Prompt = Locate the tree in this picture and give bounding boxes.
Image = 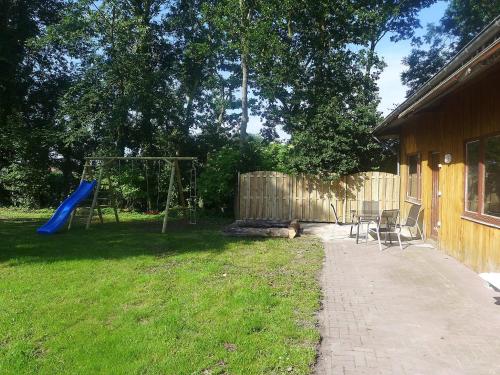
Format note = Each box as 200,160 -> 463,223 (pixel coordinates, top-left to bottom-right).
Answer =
402,0 -> 500,96
0,0 -> 433,207
169,0 -> 242,149
356,0 -> 436,78
42,0 -> 186,157
0,0 -> 69,207
238,0 -> 251,140
251,1 -> 390,176
167,0 -> 218,144
203,0 -> 271,142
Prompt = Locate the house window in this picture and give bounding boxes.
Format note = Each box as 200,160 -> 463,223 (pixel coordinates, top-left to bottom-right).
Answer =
407,154 -> 421,201
464,133 -> 500,225
465,140 -> 480,212
484,135 -> 500,217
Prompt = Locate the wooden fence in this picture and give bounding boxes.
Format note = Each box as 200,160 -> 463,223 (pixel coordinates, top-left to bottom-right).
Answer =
237,171 -> 400,222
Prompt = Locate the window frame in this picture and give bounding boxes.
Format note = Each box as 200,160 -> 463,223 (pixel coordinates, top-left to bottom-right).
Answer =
463,132 -> 500,227
406,153 -> 422,203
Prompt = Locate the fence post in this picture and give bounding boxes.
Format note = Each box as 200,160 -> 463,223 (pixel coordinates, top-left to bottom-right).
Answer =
343,175 -> 348,224
236,172 -> 240,219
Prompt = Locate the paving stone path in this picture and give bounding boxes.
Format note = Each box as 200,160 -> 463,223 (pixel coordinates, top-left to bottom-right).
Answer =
310,225 -> 500,375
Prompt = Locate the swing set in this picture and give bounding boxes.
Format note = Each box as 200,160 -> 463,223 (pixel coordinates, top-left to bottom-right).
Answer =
68,156 -> 197,234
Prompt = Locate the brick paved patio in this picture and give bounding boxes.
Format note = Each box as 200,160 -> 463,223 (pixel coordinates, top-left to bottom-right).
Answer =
309,225 -> 500,375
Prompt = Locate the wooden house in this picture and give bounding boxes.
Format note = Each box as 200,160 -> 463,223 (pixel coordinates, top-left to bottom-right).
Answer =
374,17 -> 500,272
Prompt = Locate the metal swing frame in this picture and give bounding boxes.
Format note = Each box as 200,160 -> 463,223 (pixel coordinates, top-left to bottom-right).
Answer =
68,156 -> 197,233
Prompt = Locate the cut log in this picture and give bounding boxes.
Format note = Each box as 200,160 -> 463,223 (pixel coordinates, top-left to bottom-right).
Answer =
232,219 -> 291,228
223,227 -> 292,238
288,219 -> 300,239
223,219 -> 301,238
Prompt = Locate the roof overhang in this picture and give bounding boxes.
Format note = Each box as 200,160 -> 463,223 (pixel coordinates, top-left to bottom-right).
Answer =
374,16 -> 500,137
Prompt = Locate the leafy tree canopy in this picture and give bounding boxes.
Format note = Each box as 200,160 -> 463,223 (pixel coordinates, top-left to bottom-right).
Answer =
1,0 -> 435,207
401,0 -> 500,96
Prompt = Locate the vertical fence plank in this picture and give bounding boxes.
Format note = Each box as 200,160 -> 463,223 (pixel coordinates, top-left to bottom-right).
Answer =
246,174 -> 250,219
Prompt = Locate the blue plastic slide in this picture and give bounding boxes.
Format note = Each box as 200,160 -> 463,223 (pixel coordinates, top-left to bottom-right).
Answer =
37,180 -> 97,234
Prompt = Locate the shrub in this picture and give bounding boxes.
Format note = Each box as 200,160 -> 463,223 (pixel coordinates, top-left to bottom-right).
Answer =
0,163 -> 50,208
198,138 -> 290,211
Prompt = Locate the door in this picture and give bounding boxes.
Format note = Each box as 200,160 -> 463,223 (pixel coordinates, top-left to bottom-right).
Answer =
430,152 -> 440,239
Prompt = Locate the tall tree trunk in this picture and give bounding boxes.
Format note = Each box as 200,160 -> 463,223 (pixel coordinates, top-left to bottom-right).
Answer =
240,51 -> 249,140
185,76 -> 199,131
239,0 -> 250,141
362,37 -> 379,104
111,6 -> 126,156
139,14 -> 155,155
217,107 -> 225,125
217,80 -> 226,126
365,39 -> 376,78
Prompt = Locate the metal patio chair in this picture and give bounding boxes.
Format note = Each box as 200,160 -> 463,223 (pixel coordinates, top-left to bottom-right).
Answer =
369,209 -> 402,251
400,203 -> 425,242
330,203 -> 341,224
350,201 -> 380,242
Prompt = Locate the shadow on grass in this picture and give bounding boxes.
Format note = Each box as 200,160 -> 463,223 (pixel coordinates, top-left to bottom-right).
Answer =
0,217 -> 271,265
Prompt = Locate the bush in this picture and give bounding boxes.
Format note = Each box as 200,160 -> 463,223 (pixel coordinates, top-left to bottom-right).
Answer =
0,163 -> 57,208
98,161 -> 182,212
197,138 -> 290,211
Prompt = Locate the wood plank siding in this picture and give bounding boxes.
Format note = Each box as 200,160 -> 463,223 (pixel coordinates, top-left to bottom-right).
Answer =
399,64 -> 500,272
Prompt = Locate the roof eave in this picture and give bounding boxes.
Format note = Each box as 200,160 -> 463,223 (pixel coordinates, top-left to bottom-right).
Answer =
374,16 -> 500,136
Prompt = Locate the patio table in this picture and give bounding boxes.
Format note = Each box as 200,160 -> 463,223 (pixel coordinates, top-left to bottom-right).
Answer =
352,210 -> 380,244
354,209 -> 403,245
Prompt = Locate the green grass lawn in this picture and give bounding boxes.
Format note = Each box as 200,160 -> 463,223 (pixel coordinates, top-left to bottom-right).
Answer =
0,208 -> 324,375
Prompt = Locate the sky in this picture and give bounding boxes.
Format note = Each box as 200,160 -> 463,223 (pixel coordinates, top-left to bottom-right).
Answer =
247,0 -> 449,139
376,0 -> 448,116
